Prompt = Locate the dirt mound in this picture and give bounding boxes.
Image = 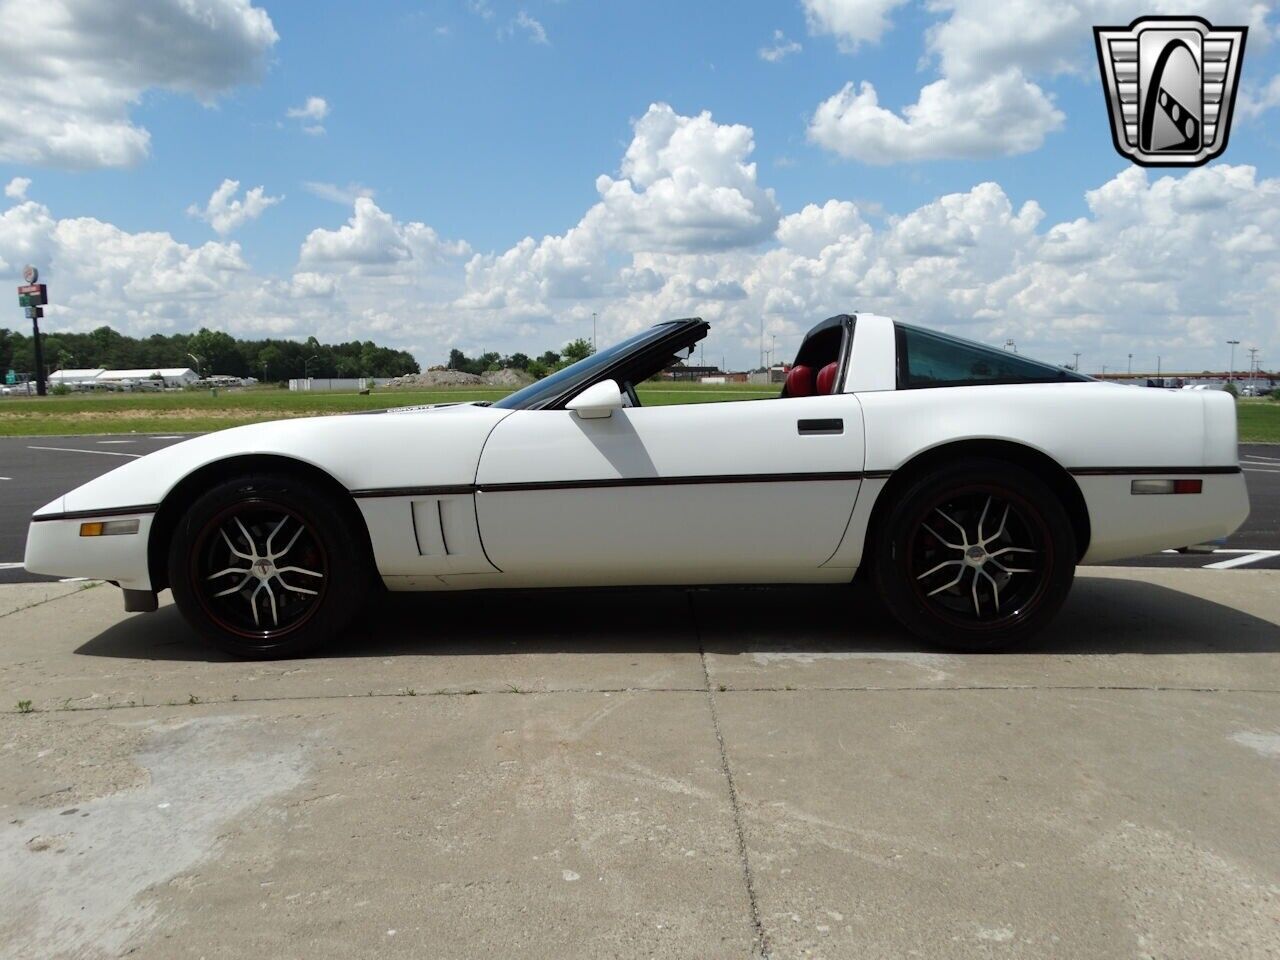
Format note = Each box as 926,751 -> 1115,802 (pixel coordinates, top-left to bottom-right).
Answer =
481,368 -> 536,386
386,369 -> 483,388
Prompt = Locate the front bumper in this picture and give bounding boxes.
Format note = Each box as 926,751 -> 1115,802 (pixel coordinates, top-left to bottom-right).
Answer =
24,512 -> 156,591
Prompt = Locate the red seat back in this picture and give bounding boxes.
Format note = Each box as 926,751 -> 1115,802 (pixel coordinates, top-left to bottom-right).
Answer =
784,364 -> 815,397
816,362 -> 839,394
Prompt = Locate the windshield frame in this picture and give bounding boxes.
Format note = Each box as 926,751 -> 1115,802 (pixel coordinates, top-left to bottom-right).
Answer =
492,319 -> 709,410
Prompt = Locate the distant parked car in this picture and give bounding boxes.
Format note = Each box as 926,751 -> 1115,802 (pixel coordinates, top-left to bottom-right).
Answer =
25,314 -> 1248,657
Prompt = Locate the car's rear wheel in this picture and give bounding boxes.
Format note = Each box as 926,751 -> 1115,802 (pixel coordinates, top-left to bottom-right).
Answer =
168,474 -> 370,658
872,458 -> 1076,651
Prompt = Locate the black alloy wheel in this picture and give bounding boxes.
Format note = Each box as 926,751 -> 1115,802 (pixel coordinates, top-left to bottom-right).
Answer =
873,458 -> 1076,650
169,474 -> 370,658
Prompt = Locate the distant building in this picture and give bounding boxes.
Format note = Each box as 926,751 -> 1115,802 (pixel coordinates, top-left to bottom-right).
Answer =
48,367 -> 199,389
96,368 -> 198,388
48,368 -> 105,387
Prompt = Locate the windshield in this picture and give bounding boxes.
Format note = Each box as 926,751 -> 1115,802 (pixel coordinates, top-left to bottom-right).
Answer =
493,325 -> 682,410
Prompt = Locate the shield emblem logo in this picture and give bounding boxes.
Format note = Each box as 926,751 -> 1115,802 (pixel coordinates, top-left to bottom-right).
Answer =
1094,16 -> 1247,167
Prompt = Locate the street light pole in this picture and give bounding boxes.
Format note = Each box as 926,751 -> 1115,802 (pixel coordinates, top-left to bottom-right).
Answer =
1127,353 -> 1133,375
591,312 -> 597,353
1073,352 -> 1081,372
1227,339 -> 1239,384
187,352 -> 203,377
304,354 -> 319,381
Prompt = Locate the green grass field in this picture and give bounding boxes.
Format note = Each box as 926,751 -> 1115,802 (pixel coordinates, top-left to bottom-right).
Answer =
0,382 -> 778,436
1,384 -> 1275,441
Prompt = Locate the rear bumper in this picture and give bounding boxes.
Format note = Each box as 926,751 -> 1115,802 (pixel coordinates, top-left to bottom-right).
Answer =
1077,470 -> 1249,563
23,513 -> 155,590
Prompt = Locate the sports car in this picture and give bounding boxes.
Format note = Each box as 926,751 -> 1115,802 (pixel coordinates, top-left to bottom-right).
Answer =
24,313 -> 1248,657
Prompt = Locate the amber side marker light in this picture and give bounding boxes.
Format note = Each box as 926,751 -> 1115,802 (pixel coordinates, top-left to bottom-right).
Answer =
1131,479 -> 1203,495
79,519 -> 140,537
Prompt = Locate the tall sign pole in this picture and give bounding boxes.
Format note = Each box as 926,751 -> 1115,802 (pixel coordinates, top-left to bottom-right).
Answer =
18,265 -> 48,396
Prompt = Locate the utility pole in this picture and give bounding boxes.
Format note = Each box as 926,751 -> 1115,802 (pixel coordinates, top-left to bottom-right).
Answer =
1157,356 -> 1162,381
1248,347 -> 1259,393
591,312 -> 597,353
1072,352 -> 1081,372
760,317 -> 764,371
1226,339 -> 1239,384
1004,339 -> 1017,353
17,265 -> 48,396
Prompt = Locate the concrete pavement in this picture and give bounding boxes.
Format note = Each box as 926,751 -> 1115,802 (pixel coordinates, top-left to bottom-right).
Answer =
2,569 -> 1279,959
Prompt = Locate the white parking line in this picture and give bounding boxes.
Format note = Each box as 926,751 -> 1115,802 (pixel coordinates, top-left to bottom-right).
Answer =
0,562 -> 25,571
0,476 -> 10,481
97,439 -> 135,444
150,435 -> 185,440
27,445 -> 142,459
1243,467 -> 1280,474
1204,549 -> 1280,570
1160,547 -> 1280,569
1242,453 -> 1280,462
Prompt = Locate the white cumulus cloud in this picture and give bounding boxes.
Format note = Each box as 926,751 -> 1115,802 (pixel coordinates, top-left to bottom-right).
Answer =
299,197 -> 470,268
4,177 -> 30,201
759,29 -> 803,62
802,0 -> 910,50
287,96 -> 330,135
809,72 -> 1064,163
2,103 -> 1277,375
0,0 -> 277,168
188,179 -> 282,235
806,0 -> 1270,164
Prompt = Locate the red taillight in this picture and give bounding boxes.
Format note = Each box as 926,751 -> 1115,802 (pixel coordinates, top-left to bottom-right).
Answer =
1173,479 -> 1203,494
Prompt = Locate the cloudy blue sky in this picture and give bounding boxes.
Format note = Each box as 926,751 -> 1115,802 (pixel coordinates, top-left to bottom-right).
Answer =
1,0 -> 1278,374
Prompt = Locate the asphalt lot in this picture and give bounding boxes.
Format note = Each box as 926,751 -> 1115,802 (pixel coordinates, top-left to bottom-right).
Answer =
2,568 -> 1278,958
1,435 -> 1277,582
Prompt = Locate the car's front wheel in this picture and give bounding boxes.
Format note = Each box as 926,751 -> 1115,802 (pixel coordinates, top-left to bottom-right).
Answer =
872,458 -> 1076,651
168,474 -> 371,658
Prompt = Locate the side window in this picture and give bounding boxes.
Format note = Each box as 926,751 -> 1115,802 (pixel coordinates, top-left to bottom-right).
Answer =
895,324 -> 1087,389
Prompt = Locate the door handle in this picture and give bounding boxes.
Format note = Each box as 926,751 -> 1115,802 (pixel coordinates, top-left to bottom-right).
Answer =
797,418 -> 843,435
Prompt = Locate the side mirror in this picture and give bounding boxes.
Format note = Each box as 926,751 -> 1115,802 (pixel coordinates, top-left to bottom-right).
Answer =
567,379 -> 623,419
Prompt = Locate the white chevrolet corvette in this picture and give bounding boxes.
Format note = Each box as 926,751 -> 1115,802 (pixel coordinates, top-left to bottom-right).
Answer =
25,314 -> 1247,657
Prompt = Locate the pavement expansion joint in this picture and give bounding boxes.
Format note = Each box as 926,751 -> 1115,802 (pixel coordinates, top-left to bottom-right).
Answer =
690,592 -> 772,960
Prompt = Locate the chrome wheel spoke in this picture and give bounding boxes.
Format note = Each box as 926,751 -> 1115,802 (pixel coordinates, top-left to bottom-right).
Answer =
987,558 -> 1033,575
207,565 -> 251,581
980,503 -> 1012,547
264,515 -> 289,556
977,567 -> 1002,612
916,559 -> 963,581
976,495 -> 992,543
275,564 -> 323,578
220,527 -> 253,561
212,574 -> 253,598
233,517 -> 258,557
926,566 -> 967,597
922,522 -> 964,551
275,576 -> 318,596
934,508 -> 970,546
269,523 -> 306,561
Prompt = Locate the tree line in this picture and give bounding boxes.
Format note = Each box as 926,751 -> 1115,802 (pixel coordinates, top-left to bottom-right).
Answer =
446,338 -> 595,379
0,326 -> 420,380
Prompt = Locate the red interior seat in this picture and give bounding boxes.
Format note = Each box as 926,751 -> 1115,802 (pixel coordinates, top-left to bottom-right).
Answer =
816,362 -> 839,394
784,364 -> 815,397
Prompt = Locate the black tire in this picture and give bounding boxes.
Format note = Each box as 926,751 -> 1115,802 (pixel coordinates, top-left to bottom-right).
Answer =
871,458 -> 1076,651
168,473 -> 371,658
